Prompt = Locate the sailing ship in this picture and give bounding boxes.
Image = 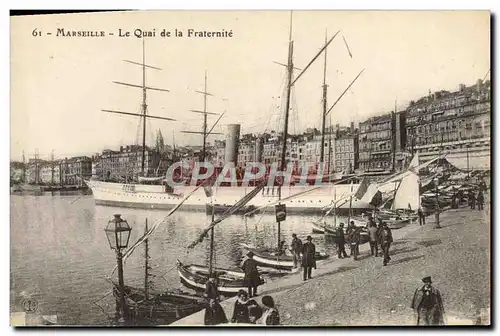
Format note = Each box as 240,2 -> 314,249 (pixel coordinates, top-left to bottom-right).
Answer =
243,16 -> 335,271
85,19 -> 378,215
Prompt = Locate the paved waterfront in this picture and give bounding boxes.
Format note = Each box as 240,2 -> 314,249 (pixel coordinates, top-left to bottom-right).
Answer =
173,197 -> 490,326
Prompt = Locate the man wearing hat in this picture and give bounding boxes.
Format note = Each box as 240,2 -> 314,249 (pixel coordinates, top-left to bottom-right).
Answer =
301,236 -> 316,281
336,223 -> 349,259
241,251 -> 260,298
379,221 -> 393,266
411,276 -> 445,325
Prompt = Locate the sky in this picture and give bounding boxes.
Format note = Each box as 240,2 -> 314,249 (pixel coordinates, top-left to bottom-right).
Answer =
10,10 -> 490,162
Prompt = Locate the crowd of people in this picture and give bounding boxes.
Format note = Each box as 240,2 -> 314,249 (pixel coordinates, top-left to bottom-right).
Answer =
203,278 -> 280,326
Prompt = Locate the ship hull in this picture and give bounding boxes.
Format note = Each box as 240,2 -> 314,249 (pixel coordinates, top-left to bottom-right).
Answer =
85,180 -> 395,213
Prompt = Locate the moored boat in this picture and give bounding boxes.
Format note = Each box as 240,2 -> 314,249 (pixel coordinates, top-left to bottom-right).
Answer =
113,283 -> 206,325
243,246 -> 329,271
176,260 -> 264,296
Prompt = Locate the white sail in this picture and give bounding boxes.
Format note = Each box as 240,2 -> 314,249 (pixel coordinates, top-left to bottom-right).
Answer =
391,171 -> 420,210
408,153 -> 419,170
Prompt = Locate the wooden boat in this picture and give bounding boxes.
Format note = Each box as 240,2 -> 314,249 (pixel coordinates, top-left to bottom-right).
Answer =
243,246 -> 329,271
312,223 -> 336,234
176,260 -> 264,296
112,283 -> 205,325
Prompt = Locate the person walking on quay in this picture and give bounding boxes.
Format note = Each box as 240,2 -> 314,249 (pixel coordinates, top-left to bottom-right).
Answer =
336,223 -> 349,259
411,276 -> 445,326
368,221 -> 379,257
257,295 -> 280,325
301,235 -> 316,281
242,251 -> 260,298
469,190 -> 476,210
346,221 -> 356,257
379,222 -> 393,266
204,274 -> 228,325
231,290 -> 258,324
418,206 -> 426,226
348,225 -> 361,260
477,190 -> 485,210
290,233 -> 303,268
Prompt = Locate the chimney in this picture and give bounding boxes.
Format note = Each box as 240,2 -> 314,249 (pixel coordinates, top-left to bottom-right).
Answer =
350,121 -> 354,134
459,83 -> 466,92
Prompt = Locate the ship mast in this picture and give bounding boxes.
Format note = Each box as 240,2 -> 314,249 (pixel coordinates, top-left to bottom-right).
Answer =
319,30 -> 328,165
181,72 -> 224,275
102,40 -> 175,179
276,13 -> 339,251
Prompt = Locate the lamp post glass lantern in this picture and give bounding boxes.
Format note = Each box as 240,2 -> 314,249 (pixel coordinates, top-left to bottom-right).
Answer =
104,214 -> 132,324
105,214 -> 132,251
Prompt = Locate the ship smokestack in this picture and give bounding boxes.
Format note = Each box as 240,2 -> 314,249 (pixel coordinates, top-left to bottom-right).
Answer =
224,124 -> 241,165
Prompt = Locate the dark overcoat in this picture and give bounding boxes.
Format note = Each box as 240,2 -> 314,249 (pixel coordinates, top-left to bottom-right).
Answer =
411,286 -> 445,325
301,241 -> 316,268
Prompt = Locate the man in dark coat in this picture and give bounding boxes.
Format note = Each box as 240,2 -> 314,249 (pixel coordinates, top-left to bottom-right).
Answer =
290,233 -> 303,268
301,235 -> 316,281
348,225 -> 361,260
204,275 -> 228,325
469,191 -> 476,209
477,190 -> 484,210
336,223 -> 349,259
411,276 -> 445,325
418,207 -> 426,226
241,251 -> 260,298
379,222 -> 393,266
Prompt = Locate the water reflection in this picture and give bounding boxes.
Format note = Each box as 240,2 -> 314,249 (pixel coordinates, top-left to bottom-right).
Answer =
11,195 -> 351,325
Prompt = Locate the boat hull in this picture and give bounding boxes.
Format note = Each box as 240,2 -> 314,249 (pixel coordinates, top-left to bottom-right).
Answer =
113,284 -> 205,325
244,247 -> 329,271
85,180 -> 391,214
176,260 -> 264,297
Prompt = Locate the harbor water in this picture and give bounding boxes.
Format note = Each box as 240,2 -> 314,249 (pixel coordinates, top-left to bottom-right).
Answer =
10,195 -> 347,325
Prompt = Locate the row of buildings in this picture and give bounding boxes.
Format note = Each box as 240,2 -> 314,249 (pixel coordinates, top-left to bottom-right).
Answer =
214,78 -> 491,174
11,156 -> 93,186
12,78 -> 490,184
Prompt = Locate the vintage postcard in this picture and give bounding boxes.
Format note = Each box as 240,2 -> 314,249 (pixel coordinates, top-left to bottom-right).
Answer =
10,10 -> 491,327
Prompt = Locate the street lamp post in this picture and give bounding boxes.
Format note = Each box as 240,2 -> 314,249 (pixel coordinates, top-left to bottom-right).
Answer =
104,214 -> 132,324
434,178 -> 441,229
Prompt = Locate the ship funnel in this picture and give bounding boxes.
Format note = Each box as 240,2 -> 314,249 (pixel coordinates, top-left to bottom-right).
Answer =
224,124 -> 241,165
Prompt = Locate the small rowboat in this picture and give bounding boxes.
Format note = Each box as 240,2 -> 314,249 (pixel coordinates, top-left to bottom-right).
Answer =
176,260 -> 264,297
112,283 -> 205,325
243,246 -> 330,271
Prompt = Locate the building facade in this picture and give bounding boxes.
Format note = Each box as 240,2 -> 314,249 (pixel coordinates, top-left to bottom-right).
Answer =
237,141 -> 256,167
99,145 -> 161,180
335,135 -> 358,173
358,111 -> 406,173
60,156 -> 92,185
406,79 -> 491,169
